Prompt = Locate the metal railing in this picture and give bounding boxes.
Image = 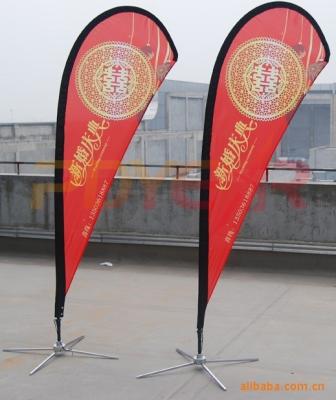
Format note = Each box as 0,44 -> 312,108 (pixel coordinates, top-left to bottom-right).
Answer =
0,161 -> 54,175
0,161 -> 202,180
1,161 -> 336,182
264,166 -> 336,182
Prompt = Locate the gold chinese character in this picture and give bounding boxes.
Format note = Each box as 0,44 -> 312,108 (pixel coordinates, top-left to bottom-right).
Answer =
69,161 -> 85,187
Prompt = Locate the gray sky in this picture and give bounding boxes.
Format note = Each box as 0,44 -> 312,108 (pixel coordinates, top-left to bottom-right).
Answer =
1,0 -> 335,122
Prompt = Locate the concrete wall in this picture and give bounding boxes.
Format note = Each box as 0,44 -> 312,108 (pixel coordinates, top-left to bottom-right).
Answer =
1,175 -> 335,254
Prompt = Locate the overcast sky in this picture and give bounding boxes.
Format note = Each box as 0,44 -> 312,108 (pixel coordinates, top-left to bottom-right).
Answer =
0,0 -> 335,122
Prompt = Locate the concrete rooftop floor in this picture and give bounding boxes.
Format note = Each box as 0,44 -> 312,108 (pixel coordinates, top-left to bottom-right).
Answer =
1,241 -> 336,399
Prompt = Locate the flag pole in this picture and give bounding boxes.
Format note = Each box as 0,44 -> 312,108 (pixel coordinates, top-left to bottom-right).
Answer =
3,5 -> 178,375
136,0 -> 330,390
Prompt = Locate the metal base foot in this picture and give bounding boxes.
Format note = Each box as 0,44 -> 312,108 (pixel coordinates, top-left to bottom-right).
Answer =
137,348 -> 258,391
3,335 -> 118,375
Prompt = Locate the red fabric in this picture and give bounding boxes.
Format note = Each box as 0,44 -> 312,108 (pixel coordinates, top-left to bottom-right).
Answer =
62,11 -> 176,292
207,8 -> 328,301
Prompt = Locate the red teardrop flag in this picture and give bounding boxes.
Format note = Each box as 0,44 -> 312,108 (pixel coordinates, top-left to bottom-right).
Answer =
55,7 -> 177,318
197,2 -> 329,339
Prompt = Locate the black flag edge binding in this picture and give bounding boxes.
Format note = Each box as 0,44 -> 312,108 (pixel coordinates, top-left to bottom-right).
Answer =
2,6 -> 178,376
136,1 -> 328,391
197,0 -> 330,353
54,6 -> 178,321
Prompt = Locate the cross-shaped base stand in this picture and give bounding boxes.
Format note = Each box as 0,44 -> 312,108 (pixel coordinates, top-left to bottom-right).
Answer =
137,348 -> 258,391
3,328 -> 118,375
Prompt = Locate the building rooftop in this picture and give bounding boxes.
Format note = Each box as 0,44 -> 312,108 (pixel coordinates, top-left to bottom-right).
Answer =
1,239 -> 336,399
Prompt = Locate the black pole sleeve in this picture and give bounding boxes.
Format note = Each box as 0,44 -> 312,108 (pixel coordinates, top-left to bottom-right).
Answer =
197,328 -> 203,355
55,317 -> 62,342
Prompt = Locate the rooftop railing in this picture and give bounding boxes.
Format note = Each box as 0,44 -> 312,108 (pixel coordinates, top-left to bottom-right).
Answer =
0,161 -> 336,183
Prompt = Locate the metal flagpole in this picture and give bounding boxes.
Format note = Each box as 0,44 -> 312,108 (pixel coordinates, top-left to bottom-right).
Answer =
137,0 -> 333,389
3,6 -> 179,376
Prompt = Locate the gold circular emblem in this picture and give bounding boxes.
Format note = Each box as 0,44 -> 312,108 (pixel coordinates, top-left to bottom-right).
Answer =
76,41 -> 156,120
226,37 -> 306,121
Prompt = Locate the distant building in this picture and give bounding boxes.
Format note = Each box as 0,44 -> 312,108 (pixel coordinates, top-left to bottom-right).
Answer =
0,80 -> 335,179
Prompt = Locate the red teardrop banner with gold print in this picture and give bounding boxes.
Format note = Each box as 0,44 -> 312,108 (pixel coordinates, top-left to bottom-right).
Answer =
55,7 -> 177,318
197,2 -> 329,333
